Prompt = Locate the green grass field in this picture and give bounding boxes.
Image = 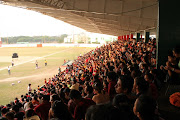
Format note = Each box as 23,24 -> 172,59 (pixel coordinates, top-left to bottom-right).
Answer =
0,47 -> 94,105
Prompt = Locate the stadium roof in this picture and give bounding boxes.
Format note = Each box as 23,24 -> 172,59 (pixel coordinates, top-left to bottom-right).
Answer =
1,0 -> 158,36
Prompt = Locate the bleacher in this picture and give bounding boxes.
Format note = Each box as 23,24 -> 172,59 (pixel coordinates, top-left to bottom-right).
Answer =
0,39 -> 180,120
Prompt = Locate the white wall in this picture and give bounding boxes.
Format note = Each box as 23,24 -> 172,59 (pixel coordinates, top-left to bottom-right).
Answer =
1,43 -> 101,48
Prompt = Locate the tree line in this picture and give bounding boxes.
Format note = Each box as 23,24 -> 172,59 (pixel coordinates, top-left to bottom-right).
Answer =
1,34 -> 68,44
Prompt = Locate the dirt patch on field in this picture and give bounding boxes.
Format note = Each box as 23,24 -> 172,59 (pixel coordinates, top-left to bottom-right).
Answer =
0,67 -> 64,83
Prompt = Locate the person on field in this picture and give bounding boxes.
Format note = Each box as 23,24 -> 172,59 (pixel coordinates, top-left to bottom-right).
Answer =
35,60 -> 38,69
45,60 -> 47,66
12,60 -> 14,67
8,66 -> 11,75
28,84 -> 32,92
58,67 -> 61,74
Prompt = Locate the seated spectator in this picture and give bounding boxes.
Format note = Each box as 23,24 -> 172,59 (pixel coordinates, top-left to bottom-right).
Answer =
34,95 -> 51,120
107,72 -> 117,100
31,96 -> 39,107
92,82 -> 109,104
67,99 -> 76,116
134,77 -> 149,97
103,80 -> 108,93
113,94 -> 135,120
85,103 -> 126,120
63,87 -> 70,100
50,94 -> 61,105
49,100 -> 73,120
70,80 -> 79,91
59,91 -> 69,104
1,108 -> 8,119
115,75 -> 134,101
69,90 -> 95,120
84,85 -> 94,99
24,109 -> 40,120
5,112 -> 14,120
12,105 -> 24,120
144,73 -> 158,99
133,95 -> 159,120
49,94 -> 61,119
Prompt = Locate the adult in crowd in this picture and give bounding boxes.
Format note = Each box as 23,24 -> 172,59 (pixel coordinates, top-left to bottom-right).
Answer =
69,90 -> 95,120
34,95 -> 51,120
92,82 -> 109,104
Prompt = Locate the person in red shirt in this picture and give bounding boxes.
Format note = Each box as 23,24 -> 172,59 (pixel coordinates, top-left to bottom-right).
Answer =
107,72 -> 117,101
69,90 -> 95,120
34,95 -> 51,120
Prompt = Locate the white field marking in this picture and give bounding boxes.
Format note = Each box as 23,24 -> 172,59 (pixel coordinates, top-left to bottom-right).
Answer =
0,48 -> 72,71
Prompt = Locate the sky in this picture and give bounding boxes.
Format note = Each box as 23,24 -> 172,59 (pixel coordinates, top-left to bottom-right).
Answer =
0,4 -> 85,37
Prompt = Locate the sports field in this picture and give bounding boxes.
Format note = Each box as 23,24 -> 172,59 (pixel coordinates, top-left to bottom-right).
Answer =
0,46 -> 94,105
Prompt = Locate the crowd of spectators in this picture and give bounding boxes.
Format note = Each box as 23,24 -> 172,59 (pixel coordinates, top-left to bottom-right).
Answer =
0,38 -> 180,120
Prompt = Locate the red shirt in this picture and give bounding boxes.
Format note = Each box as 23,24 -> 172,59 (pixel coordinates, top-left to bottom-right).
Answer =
85,59 -> 88,63
74,98 -> 95,120
108,81 -> 116,100
34,101 -> 51,120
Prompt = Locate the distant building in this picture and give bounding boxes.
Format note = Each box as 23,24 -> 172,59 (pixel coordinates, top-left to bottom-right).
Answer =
64,32 -> 117,44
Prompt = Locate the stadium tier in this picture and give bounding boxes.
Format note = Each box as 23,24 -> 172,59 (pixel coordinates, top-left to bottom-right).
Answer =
0,38 -> 180,120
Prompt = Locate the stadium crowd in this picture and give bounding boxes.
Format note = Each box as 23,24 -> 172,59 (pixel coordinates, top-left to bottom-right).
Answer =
0,38 -> 180,120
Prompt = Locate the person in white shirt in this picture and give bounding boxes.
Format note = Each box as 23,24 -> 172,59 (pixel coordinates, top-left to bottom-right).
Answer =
8,66 -> 11,75
28,84 -> 32,92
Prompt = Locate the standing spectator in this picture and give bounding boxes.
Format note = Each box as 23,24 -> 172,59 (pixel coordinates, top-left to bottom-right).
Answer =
34,95 -> 51,120
27,84 -> 32,93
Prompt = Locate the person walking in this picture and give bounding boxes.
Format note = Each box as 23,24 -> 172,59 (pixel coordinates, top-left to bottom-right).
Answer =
12,60 -> 14,67
8,66 -> 11,75
35,60 -> 38,69
45,60 -> 47,66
